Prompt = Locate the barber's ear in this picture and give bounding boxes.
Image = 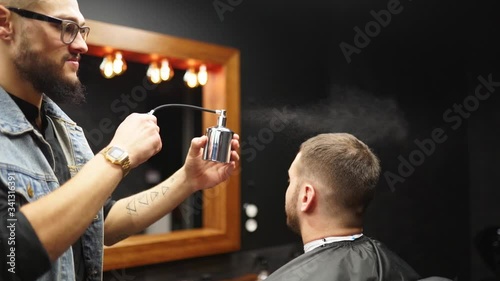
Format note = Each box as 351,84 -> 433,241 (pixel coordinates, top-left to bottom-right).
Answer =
0,6 -> 13,40
299,184 -> 316,213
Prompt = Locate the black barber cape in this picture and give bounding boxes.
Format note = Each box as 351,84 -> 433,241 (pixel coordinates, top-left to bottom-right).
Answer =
264,235 -> 420,281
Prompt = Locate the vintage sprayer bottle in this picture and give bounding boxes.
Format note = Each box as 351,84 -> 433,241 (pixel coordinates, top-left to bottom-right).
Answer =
148,104 -> 234,163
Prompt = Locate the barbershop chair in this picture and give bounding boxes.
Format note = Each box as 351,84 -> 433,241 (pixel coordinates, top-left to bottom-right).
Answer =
475,226 -> 500,280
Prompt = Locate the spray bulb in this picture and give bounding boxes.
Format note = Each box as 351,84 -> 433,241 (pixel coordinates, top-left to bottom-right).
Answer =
148,104 -> 234,163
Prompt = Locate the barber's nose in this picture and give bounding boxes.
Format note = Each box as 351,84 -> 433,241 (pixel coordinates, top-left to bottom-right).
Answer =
70,33 -> 88,54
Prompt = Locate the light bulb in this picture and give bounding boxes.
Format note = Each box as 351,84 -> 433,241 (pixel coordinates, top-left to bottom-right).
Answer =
112,52 -> 127,75
147,62 -> 161,84
183,68 -> 198,88
197,64 -> 208,86
245,219 -> 258,232
100,55 -> 115,79
160,59 -> 173,81
244,204 -> 258,218
151,69 -> 161,84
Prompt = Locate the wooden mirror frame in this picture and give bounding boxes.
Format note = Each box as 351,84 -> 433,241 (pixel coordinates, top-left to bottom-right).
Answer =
84,20 -> 241,271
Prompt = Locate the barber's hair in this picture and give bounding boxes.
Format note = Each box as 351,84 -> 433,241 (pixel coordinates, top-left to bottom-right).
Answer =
299,133 -> 380,218
0,0 -> 38,8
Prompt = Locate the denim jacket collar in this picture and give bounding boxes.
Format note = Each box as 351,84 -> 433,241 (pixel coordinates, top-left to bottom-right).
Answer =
0,87 -> 76,135
0,88 -> 33,135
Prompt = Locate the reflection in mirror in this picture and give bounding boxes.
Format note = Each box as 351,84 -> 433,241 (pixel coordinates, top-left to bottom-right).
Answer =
78,19 -> 241,270
63,55 -> 204,233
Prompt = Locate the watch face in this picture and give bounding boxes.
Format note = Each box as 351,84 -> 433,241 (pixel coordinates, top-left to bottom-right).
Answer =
108,147 -> 125,159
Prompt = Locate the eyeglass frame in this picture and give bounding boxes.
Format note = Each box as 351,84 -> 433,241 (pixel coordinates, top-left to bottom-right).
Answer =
6,7 -> 90,45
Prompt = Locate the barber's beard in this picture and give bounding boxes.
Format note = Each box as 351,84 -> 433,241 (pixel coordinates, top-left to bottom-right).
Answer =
14,35 -> 86,104
285,187 -> 301,235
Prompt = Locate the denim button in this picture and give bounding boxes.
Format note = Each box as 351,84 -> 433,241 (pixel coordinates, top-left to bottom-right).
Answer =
27,184 -> 34,198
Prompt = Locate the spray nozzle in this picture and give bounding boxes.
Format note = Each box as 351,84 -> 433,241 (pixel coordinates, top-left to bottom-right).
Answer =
215,109 -> 227,127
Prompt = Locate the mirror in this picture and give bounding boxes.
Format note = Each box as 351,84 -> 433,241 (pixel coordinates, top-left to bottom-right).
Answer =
74,54 -> 206,233
84,19 -> 241,271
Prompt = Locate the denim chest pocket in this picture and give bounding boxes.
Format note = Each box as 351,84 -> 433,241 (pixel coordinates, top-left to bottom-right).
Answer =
1,167 -> 58,204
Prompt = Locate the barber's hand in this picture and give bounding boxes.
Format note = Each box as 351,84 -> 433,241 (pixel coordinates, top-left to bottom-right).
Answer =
183,134 -> 240,192
108,113 -> 162,168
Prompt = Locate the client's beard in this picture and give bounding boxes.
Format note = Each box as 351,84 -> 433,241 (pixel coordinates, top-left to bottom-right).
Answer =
286,188 -> 301,235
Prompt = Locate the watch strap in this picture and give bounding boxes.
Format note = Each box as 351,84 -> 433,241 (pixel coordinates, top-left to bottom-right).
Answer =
100,146 -> 131,177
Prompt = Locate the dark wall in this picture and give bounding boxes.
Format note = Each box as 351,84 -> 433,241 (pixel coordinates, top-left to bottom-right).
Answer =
72,0 -> 499,280
468,71 -> 500,281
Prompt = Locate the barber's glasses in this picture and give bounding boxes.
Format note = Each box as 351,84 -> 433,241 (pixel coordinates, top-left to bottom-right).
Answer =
6,7 -> 90,45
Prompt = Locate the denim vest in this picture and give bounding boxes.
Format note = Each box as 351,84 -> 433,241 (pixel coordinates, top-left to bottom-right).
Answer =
0,88 -> 103,281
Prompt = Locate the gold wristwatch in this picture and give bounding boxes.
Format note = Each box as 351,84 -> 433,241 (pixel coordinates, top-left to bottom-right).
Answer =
100,146 -> 131,177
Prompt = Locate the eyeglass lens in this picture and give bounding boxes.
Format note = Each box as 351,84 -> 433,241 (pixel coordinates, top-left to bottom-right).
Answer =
62,21 -> 89,44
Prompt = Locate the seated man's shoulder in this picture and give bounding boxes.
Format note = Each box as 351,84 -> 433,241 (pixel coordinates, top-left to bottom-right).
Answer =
265,236 -> 420,281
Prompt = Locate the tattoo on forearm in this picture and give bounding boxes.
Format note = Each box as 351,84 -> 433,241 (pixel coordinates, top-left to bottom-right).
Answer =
161,185 -> 170,195
126,198 -> 138,216
125,178 -> 175,216
137,193 -> 149,205
150,191 -> 159,203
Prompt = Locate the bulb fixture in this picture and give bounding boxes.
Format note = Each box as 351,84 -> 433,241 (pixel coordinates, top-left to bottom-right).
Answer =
184,67 -> 199,88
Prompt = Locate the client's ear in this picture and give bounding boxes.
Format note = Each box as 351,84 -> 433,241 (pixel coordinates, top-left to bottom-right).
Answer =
300,184 -> 316,213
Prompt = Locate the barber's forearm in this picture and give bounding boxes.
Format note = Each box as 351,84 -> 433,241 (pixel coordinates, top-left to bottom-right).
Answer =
103,168 -> 193,246
20,154 -> 123,262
